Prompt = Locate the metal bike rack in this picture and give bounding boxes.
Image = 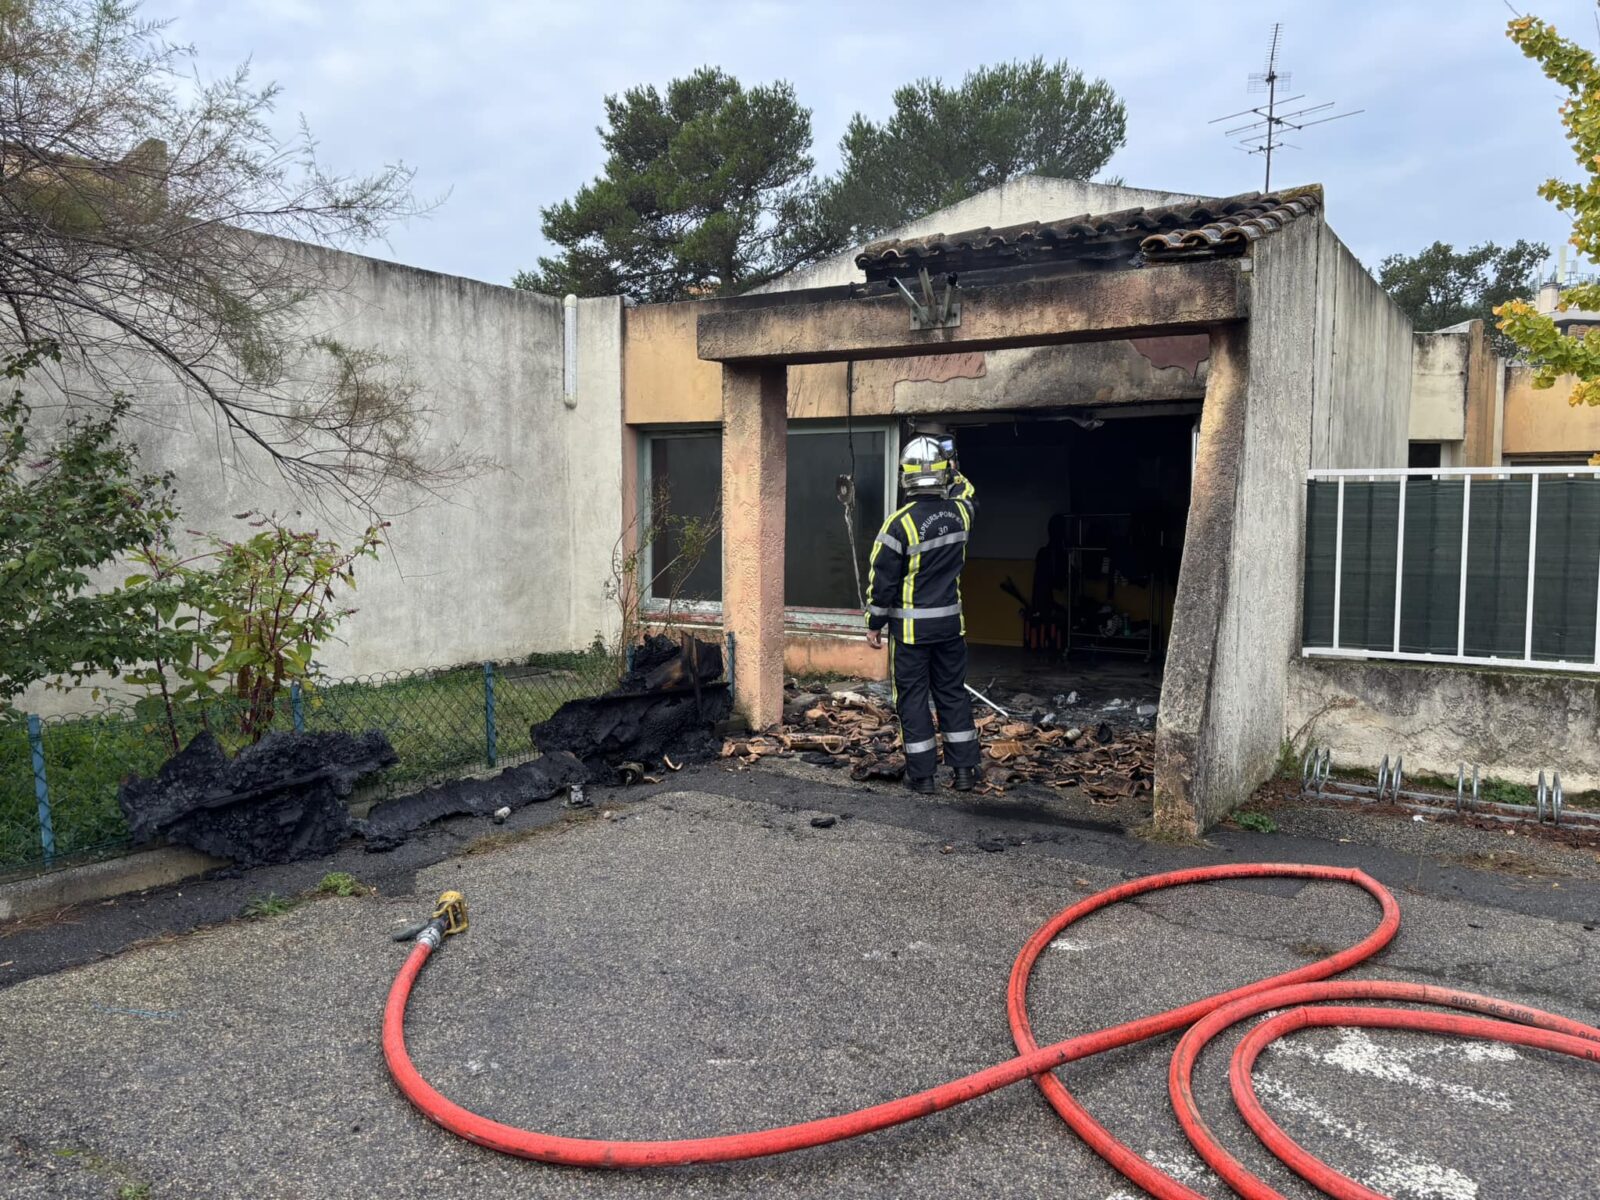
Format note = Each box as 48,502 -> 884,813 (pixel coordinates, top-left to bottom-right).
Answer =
1536,770 -> 1564,825
1455,762 -> 1480,814
1300,746 -> 1331,795
1297,748 -> 1594,830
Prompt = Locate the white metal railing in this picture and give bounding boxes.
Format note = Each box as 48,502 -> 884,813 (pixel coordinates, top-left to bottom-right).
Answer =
1303,465 -> 1600,674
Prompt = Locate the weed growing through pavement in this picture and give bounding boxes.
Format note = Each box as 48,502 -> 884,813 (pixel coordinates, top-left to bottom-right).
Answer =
48,1147 -> 149,1196
314,871 -> 368,897
240,893 -> 298,919
1235,810 -> 1278,834
1274,738 -> 1301,778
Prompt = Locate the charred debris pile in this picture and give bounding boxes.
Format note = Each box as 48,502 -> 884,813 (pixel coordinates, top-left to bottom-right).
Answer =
723,682 -> 1153,802
117,635 -> 732,866
119,730 -> 398,868
530,633 -> 730,777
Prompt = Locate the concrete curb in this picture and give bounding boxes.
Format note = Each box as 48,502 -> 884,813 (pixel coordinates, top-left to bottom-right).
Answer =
0,846 -> 227,922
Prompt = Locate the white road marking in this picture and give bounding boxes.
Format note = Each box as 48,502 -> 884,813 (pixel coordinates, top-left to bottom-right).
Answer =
1093,1034 -> 1505,1200
1255,1071 -> 1478,1199
1049,936 -> 1100,953
1101,1148 -> 1216,1199
1271,1028 -> 1515,1111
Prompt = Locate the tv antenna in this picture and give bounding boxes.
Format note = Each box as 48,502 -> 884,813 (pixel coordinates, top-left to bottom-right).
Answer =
1209,23 -> 1362,192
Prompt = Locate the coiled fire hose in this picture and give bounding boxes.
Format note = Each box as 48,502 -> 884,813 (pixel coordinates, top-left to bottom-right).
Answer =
383,864 -> 1600,1197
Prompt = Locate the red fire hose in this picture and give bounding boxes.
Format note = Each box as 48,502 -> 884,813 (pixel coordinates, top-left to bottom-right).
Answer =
383,863 -> 1600,1196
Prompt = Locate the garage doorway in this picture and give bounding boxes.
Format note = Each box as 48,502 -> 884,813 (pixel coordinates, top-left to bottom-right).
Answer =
932,407 -> 1197,710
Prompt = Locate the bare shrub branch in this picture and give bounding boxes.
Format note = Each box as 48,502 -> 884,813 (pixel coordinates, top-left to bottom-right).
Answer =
0,0 -> 465,509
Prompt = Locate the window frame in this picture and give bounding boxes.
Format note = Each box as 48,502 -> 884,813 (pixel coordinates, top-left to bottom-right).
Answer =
637,420 -> 899,619
636,426 -> 723,618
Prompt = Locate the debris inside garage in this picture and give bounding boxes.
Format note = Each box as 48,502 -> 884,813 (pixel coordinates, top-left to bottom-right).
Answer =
726,684 -> 1153,801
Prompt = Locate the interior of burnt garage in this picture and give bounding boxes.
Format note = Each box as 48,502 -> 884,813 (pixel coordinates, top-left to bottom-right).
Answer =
928,406 -> 1197,705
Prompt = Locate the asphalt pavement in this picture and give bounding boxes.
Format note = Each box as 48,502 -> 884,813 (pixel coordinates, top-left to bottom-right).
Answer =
3,762 -> 1598,1199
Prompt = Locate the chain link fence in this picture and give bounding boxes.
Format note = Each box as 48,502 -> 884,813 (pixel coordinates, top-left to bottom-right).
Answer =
0,649 -> 620,875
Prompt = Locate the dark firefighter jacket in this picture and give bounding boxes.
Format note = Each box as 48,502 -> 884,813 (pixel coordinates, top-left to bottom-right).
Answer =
865,475 -> 976,644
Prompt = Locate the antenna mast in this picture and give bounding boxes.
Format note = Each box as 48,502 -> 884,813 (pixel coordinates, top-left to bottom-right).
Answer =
1209,23 -> 1362,192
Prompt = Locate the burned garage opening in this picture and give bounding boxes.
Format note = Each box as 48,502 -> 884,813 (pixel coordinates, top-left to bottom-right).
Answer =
948,411 -> 1194,703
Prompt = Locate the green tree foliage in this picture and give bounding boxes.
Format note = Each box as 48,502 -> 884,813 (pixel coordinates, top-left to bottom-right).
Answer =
1376,240 -> 1547,347
1497,16 -> 1600,412
0,343 -> 197,710
515,68 -> 841,302
3,330 -> 380,742
0,1 -> 444,503
826,58 -> 1127,241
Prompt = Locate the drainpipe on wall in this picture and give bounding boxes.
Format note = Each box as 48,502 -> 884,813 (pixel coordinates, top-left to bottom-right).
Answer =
563,293 -> 579,409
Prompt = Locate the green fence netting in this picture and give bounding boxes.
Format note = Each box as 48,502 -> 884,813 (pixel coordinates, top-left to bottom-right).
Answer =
1303,474 -> 1600,664
1,650 -> 620,874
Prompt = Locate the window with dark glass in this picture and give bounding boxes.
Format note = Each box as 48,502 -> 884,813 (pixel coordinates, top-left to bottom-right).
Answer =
645,429 -> 889,610
648,434 -> 722,602
784,431 -> 886,609
1407,442 -> 1442,469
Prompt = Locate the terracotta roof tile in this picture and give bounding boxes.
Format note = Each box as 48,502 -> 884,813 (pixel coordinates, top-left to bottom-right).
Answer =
854,186 -> 1323,280
1138,188 -> 1322,256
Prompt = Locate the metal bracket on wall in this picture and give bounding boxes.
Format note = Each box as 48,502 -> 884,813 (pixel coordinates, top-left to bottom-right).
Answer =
893,268 -> 961,331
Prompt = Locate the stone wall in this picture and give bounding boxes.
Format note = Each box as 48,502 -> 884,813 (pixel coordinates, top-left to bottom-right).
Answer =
1288,657 -> 1600,793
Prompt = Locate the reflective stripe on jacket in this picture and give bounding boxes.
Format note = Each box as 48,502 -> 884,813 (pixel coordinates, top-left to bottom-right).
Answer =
864,474 -> 976,644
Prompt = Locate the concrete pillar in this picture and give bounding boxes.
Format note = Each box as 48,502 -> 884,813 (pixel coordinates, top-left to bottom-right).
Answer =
1154,324 -> 1248,836
1460,320 -> 1499,469
721,363 -> 787,728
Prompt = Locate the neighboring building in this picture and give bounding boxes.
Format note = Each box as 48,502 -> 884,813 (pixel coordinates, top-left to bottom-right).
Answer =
1534,274 -> 1600,339
1409,278 -> 1600,467
1407,319 -> 1503,468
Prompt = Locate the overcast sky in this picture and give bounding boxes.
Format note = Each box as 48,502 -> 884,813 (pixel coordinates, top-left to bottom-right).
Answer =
163,0 -> 1596,287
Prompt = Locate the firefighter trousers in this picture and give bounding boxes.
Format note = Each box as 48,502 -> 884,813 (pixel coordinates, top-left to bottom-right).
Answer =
889,637 -> 980,781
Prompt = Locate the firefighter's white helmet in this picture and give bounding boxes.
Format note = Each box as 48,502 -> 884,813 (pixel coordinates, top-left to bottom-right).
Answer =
899,434 -> 954,495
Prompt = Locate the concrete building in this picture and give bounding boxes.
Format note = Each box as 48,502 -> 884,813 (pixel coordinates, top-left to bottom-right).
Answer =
623,179 -> 1414,833
1408,280 -> 1600,468
1407,319 -> 1503,468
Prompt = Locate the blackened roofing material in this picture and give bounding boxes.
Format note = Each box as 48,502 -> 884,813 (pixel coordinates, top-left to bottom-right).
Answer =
1138,188 -> 1322,256
854,186 -> 1323,281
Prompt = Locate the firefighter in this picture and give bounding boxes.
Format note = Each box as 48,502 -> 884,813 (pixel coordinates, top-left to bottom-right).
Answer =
864,434 -> 981,795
